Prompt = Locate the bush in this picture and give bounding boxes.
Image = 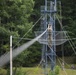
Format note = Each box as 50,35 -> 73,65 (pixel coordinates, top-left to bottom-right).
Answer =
54,66 -> 60,75
48,66 -> 60,75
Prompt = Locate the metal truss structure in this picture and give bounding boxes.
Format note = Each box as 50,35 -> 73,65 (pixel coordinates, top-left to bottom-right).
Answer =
35,0 -> 67,75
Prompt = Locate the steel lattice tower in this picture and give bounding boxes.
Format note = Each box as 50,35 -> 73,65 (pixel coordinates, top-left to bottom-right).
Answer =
35,0 -> 57,75
41,0 -> 57,74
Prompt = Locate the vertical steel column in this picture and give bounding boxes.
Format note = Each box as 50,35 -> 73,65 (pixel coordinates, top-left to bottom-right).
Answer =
54,0 -> 57,11
52,11 -> 56,70
53,0 -> 57,70
45,0 -> 48,74
49,1 -> 54,71
49,0 -> 57,71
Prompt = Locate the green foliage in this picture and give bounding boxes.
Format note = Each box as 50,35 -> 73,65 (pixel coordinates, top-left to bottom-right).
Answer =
54,66 -> 60,75
22,42 -> 42,67
49,66 -> 60,75
0,0 -> 34,55
60,0 -> 76,56
13,50 -> 30,67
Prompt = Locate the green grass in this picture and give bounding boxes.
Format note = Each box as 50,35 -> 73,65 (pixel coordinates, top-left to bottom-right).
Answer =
17,67 -> 76,75
1,67 -> 76,75
18,67 -> 44,75
0,68 -> 7,75
60,69 -> 76,75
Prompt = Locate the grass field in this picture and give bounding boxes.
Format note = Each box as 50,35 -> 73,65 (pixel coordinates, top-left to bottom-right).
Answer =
17,67 -> 76,75
0,67 -> 76,75
60,69 -> 76,75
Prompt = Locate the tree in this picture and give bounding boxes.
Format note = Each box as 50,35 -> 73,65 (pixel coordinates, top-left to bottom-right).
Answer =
0,0 -> 34,55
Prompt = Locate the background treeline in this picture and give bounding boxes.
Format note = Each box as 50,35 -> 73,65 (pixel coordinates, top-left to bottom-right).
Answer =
0,0 -> 76,67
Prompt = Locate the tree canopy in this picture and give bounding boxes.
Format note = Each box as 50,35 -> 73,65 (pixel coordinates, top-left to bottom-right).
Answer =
0,0 -> 34,55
